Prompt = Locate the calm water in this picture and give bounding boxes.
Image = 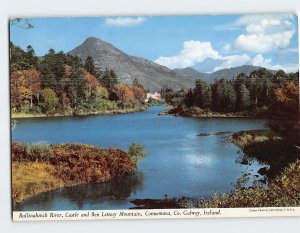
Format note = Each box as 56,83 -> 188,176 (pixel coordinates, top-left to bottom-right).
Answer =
13,106 -> 268,211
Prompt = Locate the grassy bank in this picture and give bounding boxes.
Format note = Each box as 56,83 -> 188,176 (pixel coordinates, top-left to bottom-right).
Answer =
166,106 -> 256,118
12,113 -> 47,118
231,130 -> 299,178
12,105 -> 148,119
167,129 -> 299,209
180,159 -> 300,208
230,130 -> 283,148
12,142 -> 146,205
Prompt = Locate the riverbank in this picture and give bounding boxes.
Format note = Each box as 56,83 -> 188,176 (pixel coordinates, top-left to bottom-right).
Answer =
131,158 -> 300,208
181,159 -> 300,208
155,129 -> 299,209
12,142 -> 145,205
162,106 -> 269,118
230,129 -> 300,178
153,130 -> 300,209
12,105 -> 148,119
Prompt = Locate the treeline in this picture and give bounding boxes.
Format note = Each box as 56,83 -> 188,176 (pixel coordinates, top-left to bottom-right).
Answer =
10,42 -> 147,116
162,68 -> 299,114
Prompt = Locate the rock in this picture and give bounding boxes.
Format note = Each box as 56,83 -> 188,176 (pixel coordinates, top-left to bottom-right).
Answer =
258,166 -> 269,176
197,133 -> 210,137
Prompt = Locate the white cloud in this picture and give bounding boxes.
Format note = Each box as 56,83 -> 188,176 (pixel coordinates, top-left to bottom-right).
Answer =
215,53 -> 298,73
252,54 -> 272,67
224,15 -> 296,53
105,17 -> 145,26
251,54 -> 299,72
154,37 -> 298,73
213,54 -> 251,71
215,13 -> 296,30
234,14 -> 295,26
154,40 -> 220,69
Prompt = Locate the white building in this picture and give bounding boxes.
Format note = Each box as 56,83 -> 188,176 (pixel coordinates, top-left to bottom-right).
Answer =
145,92 -> 161,102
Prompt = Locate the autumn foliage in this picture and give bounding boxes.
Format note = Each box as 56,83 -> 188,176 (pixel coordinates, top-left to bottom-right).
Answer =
10,44 -> 147,116
132,85 -> 146,102
113,83 -> 135,102
11,69 -> 41,111
272,82 -> 299,120
12,142 -> 141,204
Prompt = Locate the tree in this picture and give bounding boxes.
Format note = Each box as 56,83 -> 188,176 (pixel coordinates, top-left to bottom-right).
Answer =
184,89 -> 195,108
101,68 -> 118,90
268,82 -> 299,143
84,56 -> 96,76
21,69 -> 41,108
11,71 -> 31,111
235,84 -> 250,111
10,69 -> 40,111
211,79 -> 236,112
10,42 -> 31,70
272,82 -> 299,120
128,143 -> 147,164
83,69 -> 99,102
202,85 -> 212,109
25,45 -> 39,69
39,49 -> 65,94
39,88 -> 59,114
132,85 -> 146,102
112,83 -> 134,102
95,86 -> 109,99
234,76 -> 250,111
193,80 -> 206,108
10,18 -> 33,29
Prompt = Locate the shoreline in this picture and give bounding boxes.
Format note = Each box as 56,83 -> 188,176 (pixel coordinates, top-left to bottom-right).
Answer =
11,106 -> 148,119
12,142 -> 145,205
160,106 -> 265,119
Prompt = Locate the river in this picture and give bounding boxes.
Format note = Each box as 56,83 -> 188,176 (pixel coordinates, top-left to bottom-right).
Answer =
13,106 -> 268,211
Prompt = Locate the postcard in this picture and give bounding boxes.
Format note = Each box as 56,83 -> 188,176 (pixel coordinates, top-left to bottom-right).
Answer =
10,14 -> 300,221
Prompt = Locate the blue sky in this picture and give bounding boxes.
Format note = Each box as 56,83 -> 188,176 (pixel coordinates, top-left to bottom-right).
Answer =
10,14 -> 299,73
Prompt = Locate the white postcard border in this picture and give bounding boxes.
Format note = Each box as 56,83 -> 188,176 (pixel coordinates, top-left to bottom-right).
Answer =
13,207 -> 300,221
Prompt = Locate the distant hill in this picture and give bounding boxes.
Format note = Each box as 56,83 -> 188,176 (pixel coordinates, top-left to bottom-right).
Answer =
173,65 -> 277,84
68,37 -> 196,91
69,37 -> 277,90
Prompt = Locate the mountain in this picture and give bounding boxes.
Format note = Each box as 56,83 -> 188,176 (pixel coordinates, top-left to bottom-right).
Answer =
173,67 -> 209,82
68,37 -> 196,91
69,37 -> 277,90
173,65 -> 277,84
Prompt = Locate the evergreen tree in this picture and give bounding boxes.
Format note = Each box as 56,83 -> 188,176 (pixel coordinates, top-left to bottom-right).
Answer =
235,84 -> 250,111
193,80 -> 204,108
184,88 -> 195,108
234,74 -> 249,111
25,45 -> 39,69
102,68 -> 118,90
10,42 -> 31,70
84,56 -> 96,76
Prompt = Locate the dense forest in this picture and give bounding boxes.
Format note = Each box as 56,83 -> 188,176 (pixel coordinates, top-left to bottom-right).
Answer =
162,68 -> 298,114
10,42 -> 147,116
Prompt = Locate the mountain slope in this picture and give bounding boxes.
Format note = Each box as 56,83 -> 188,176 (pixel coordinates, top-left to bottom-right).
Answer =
68,37 -> 196,91
173,65 -> 276,84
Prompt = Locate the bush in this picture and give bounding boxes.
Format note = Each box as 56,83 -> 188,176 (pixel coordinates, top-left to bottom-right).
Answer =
93,98 -> 118,111
12,142 -> 146,204
73,105 -> 88,116
25,143 -> 54,162
30,105 -> 42,114
128,143 -> 147,164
